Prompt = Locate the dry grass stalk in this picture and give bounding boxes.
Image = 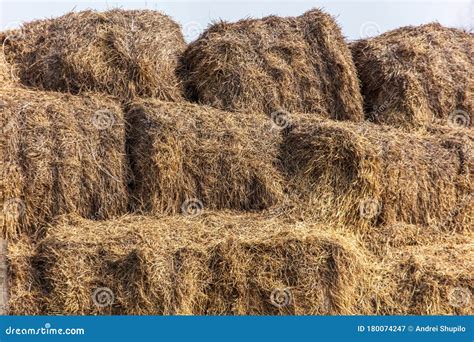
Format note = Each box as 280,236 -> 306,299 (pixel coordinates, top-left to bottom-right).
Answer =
7,237 -> 43,314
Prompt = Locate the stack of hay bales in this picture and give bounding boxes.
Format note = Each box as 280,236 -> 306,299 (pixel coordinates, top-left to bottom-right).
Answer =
180,9 -> 364,121
0,87 -> 129,238
30,213 -> 374,315
2,8 -> 473,317
351,23 -> 473,128
1,9 -> 186,101
1,9 -> 188,238
126,99 -> 284,214
281,119 -> 473,231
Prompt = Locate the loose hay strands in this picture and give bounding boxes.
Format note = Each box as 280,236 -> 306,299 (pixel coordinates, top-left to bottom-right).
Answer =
379,237 -> 474,315
32,213 -> 373,315
1,9 -> 186,101
126,99 -> 285,214
281,119 -> 473,231
180,9 -> 364,121
0,86 -> 128,238
7,237 -> 43,314
351,23 -> 473,128
0,49 -> 13,85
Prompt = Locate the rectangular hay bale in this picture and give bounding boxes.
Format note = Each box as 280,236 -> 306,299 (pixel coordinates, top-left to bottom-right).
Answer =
126,99 -> 285,214
34,213 -> 372,315
0,86 -> 129,238
281,120 -> 473,230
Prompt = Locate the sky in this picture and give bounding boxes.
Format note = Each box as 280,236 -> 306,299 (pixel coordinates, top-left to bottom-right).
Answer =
0,0 -> 472,42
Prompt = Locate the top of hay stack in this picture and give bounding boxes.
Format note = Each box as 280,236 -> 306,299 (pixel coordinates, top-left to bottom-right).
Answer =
1,9 -> 186,101
180,8 -> 364,121
351,23 -> 473,128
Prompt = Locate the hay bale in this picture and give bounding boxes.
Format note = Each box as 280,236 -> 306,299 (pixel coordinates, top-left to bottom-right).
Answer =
126,99 -> 284,214
281,120 -> 473,230
351,23 -> 473,128
0,87 -> 128,238
1,9 -> 185,101
180,9 -> 364,120
7,237 -> 43,314
381,240 -> 474,315
36,213 -> 373,315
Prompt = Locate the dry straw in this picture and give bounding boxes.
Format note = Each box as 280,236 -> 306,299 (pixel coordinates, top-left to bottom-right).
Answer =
1,9 -> 186,101
379,237 -> 474,315
0,86 -> 128,238
126,99 -> 285,214
31,213 -> 374,315
2,9 -> 473,317
12,214 -> 472,315
351,23 -> 473,128
0,50 -> 12,85
281,119 -> 473,230
180,9 -> 364,120
7,237 -> 43,315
